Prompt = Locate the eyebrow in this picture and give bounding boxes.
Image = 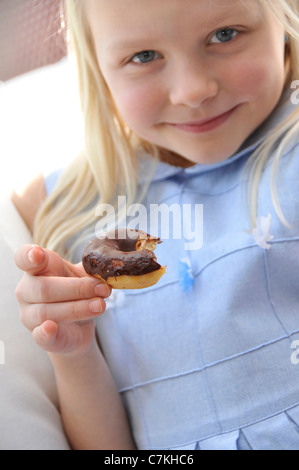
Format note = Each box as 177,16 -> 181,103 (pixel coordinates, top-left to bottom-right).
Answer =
104,2 -> 262,53
105,40 -> 150,53
203,2 -> 262,27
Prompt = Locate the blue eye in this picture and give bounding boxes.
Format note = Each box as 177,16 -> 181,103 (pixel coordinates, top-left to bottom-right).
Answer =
210,28 -> 238,44
131,50 -> 158,64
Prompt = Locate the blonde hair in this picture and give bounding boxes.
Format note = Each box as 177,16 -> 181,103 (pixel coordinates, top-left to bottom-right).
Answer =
246,0 -> 299,227
34,0 -> 159,259
34,0 -> 299,259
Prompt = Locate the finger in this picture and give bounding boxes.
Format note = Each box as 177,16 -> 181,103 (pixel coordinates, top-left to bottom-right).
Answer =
14,244 -> 81,278
32,320 -> 95,355
21,297 -> 106,331
15,244 -> 45,272
15,244 -> 61,276
32,321 -> 59,351
18,274 -> 111,304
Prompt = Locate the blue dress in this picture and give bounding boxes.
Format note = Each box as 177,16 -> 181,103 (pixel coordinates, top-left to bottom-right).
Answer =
46,91 -> 299,450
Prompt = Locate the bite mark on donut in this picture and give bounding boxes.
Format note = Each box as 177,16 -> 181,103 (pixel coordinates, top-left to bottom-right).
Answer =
82,229 -> 166,290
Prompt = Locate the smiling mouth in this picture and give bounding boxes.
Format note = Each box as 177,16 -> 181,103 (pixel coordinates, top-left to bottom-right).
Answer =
168,106 -> 239,133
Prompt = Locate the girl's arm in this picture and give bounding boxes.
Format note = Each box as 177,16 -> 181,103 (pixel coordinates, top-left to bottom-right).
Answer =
11,174 -> 47,233
13,180 -> 135,450
49,344 -> 135,450
15,244 -> 136,450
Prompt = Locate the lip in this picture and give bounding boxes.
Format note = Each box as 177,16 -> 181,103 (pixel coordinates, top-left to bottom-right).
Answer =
168,106 -> 238,134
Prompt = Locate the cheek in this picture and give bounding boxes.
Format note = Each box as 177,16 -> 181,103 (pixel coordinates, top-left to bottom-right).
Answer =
226,57 -> 284,101
110,82 -> 163,130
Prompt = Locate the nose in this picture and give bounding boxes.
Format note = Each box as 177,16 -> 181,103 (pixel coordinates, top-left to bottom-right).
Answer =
169,59 -> 219,108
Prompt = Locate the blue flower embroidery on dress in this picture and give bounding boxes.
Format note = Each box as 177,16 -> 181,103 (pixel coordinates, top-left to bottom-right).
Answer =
178,258 -> 195,292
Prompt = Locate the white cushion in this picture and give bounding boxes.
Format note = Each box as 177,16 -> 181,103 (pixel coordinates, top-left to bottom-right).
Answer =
0,197 -> 70,450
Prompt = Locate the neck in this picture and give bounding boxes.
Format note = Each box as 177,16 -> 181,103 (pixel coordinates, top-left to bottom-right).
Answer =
159,148 -> 195,168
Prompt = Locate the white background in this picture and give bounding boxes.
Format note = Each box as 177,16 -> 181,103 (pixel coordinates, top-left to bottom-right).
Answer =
0,57 -> 84,198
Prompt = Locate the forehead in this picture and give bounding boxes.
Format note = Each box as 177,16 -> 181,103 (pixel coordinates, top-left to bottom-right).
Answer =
86,0 -> 263,42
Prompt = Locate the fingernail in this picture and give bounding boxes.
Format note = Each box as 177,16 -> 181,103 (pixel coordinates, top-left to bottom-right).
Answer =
95,284 -> 111,298
28,245 -> 44,266
28,247 -> 36,264
42,321 -> 57,337
89,299 -> 103,314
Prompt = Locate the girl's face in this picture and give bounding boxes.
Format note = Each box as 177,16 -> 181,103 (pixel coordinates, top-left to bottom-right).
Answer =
86,0 -> 286,165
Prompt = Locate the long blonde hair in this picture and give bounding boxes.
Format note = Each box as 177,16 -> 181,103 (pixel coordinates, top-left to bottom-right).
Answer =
246,0 -> 299,227
34,0 -> 159,259
34,0 -> 299,259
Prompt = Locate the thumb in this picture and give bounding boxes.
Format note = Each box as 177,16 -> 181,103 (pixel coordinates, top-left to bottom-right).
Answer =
14,244 -> 70,277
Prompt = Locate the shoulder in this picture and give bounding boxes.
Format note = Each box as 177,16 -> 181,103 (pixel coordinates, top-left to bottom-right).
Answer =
11,174 -> 47,234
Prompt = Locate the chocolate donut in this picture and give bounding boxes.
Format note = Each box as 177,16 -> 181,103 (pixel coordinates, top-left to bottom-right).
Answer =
82,229 -> 166,289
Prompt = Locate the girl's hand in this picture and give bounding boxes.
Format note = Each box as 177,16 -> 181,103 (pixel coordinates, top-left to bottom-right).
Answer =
15,244 -> 111,358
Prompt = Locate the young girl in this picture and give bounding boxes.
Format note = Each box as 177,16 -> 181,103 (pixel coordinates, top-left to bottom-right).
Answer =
14,0 -> 299,450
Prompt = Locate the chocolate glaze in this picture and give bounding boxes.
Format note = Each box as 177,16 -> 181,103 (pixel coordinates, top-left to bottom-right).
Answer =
82,229 -> 162,280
